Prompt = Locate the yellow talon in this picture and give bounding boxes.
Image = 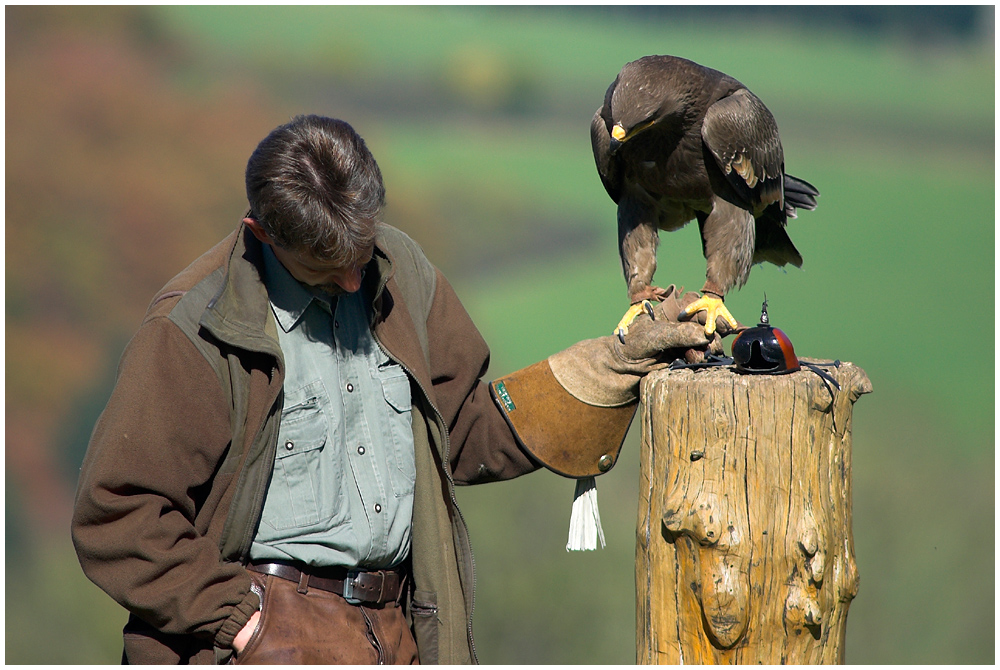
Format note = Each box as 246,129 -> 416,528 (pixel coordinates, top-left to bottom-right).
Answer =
680,294 -> 739,336
615,300 -> 654,342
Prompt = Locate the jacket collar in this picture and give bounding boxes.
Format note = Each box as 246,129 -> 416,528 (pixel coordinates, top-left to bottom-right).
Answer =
363,241 -> 394,326
200,223 -> 395,358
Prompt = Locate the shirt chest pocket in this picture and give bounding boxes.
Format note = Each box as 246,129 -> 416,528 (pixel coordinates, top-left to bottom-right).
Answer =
378,365 -> 416,498
258,382 -> 348,534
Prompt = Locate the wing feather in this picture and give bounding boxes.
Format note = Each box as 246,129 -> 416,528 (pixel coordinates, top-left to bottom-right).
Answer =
701,89 -> 785,212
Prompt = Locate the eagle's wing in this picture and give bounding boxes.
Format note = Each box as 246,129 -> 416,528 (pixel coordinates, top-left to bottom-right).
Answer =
590,107 -> 621,203
701,88 -> 785,213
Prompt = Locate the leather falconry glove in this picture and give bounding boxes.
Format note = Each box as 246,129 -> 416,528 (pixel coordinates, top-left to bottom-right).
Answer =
490,285 -> 722,479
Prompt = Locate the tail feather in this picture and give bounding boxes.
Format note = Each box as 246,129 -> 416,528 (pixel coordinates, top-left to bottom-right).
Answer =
754,216 -> 803,268
783,174 -> 819,218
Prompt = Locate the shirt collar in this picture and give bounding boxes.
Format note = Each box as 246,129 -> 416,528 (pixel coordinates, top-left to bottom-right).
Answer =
261,244 -> 334,332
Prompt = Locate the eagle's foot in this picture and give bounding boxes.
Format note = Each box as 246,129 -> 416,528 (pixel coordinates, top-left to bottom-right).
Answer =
679,293 -> 739,337
615,300 -> 656,343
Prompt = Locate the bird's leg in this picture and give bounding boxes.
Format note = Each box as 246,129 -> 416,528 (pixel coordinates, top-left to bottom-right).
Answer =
683,199 -> 753,336
679,280 -> 740,337
616,212 -> 662,341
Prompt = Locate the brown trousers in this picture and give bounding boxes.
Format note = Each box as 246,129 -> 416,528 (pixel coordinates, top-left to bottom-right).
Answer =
234,574 -> 419,664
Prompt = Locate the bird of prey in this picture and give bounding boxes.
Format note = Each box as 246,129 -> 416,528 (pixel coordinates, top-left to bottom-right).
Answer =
591,55 -> 819,339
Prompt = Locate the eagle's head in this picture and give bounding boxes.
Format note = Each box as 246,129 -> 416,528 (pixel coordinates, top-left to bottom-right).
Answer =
604,56 -> 686,155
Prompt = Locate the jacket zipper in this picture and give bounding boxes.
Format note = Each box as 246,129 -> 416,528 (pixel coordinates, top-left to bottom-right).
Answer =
371,334 -> 479,664
237,363 -> 284,562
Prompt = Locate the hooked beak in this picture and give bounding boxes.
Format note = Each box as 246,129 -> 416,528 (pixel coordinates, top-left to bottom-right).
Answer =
608,123 -> 627,155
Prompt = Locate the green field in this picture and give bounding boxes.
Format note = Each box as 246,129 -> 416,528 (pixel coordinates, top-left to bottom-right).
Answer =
156,5 -> 994,435
159,6 -> 993,127
7,6 -> 993,664
159,9 -> 1000,662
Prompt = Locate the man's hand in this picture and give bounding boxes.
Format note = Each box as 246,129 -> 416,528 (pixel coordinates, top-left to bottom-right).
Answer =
233,610 -> 261,656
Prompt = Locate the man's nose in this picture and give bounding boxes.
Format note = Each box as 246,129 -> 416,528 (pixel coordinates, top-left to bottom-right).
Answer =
334,267 -> 363,293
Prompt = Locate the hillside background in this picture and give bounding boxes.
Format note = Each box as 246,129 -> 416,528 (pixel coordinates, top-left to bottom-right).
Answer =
5,6 -> 994,664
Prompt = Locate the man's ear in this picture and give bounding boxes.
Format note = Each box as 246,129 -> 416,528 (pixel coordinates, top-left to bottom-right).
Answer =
243,217 -> 275,246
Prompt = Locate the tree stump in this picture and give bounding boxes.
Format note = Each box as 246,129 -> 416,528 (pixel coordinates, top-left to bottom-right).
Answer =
636,359 -> 872,664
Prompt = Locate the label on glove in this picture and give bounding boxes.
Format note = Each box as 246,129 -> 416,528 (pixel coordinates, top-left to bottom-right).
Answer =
495,381 -> 516,412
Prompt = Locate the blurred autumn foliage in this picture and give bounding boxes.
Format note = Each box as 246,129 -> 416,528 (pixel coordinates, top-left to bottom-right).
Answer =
6,7 -> 286,532
4,5 -> 546,542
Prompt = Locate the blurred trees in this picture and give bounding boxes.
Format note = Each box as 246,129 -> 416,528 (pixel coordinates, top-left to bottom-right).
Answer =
6,10 -> 289,660
6,7 -> 280,521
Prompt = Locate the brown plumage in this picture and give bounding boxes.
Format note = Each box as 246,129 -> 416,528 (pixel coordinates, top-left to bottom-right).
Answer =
592,55 -> 819,336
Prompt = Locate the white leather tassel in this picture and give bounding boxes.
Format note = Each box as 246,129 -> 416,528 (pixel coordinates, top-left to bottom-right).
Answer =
566,476 -> 606,551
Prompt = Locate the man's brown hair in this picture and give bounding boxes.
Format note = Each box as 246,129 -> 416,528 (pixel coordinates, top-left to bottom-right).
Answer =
245,115 -> 384,266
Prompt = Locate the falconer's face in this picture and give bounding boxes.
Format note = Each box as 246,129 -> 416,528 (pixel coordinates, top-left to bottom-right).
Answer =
244,218 -> 373,295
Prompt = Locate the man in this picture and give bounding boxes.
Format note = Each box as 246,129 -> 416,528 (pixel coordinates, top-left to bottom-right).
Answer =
72,115 -> 719,664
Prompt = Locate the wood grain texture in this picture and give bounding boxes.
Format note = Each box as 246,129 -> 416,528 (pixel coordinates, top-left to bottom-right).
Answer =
636,360 -> 871,664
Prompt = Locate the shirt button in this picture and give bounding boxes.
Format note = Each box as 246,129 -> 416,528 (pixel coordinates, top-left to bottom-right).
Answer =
285,440 -> 294,451
346,383 -> 354,393
357,445 -> 366,455
334,320 -> 339,328
374,503 -> 382,514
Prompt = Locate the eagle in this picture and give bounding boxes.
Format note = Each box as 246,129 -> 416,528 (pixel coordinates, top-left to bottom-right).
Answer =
591,55 -> 819,339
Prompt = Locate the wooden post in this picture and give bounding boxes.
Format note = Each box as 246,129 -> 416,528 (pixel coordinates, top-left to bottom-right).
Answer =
636,359 -> 871,664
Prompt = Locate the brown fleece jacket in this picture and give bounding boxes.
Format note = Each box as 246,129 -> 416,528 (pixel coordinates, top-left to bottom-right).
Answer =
72,223 -> 540,664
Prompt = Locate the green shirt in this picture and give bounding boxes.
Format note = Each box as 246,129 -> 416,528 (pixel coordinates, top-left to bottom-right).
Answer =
248,245 -> 415,568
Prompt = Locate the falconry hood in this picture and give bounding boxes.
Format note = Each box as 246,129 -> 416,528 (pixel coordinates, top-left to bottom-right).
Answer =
731,298 -> 800,375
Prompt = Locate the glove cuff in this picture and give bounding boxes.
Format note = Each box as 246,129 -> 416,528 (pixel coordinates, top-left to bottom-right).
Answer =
548,338 -> 644,407
490,360 -> 636,478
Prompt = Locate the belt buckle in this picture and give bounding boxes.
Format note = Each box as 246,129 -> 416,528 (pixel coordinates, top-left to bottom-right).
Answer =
343,569 -> 361,604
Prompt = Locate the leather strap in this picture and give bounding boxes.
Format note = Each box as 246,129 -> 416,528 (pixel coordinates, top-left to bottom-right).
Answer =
247,562 -> 403,605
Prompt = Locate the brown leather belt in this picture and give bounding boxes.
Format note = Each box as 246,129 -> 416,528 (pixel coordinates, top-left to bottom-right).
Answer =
247,562 -> 403,605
